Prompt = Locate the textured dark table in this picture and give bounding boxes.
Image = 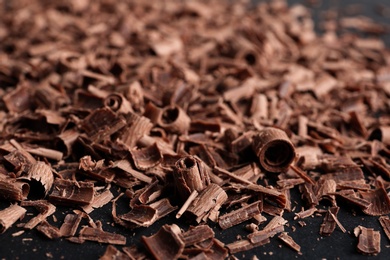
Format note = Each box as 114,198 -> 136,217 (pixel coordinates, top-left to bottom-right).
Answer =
1,0 -> 390,259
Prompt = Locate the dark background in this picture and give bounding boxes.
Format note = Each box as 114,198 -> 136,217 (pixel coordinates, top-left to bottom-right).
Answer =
1,0 -> 390,259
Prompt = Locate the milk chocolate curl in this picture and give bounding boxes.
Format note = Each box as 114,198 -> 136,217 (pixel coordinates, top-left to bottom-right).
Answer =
22,161 -> 54,197
369,126 -> 390,145
0,177 -> 30,201
174,156 -> 210,200
252,127 -> 295,173
158,105 -> 190,134
104,93 -> 133,114
0,204 -> 27,234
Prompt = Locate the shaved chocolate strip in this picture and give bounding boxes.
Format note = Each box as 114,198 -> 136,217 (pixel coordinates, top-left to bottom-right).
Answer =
218,201 -> 261,229
290,165 -> 315,185
252,127 -> 295,173
82,189 -> 114,214
359,181 -> 390,216
130,143 -> 163,171
100,245 -> 130,260
158,105 -> 191,134
278,232 -> 301,253
110,160 -> 152,184
0,176 -> 30,201
25,147 -> 63,161
36,220 -> 62,239
60,214 -> 82,237
248,216 -> 287,244
226,238 -> 270,254
49,179 -> 94,206
180,225 -> 214,246
21,200 -> 56,229
369,126 -> 390,145
355,226 -> 381,256
320,207 -> 339,236
379,216 -> 390,241
0,204 -> 27,234
21,161 -> 54,197
142,224 -> 184,260
104,93 -> 133,114
79,226 -> 126,245
187,184 -> 227,223
174,156 -> 210,200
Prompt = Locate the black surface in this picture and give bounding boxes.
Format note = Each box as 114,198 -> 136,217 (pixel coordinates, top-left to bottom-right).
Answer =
1,0 -> 390,259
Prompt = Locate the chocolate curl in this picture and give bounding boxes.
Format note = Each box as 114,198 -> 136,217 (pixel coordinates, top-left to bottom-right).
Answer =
104,93 -> 133,114
252,127 -> 296,173
0,175 -> 30,201
158,105 -> 190,134
174,156 -> 211,200
0,204 -> 27,234
369,126 -> 390,145
20,162 -> 54,197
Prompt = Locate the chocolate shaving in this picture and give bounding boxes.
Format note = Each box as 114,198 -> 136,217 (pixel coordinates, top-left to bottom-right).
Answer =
379,216 -> 390,241
278,232 -> 301,253
359,181 -> 390,216
100,245 -> 130,260
0,176 -> 30,201
130,143 -> 163,171
60,214 -> 82,237
320,207 -> 340,236
252,127 -> 295,173
78,226 -> 126,245
180,225 -> 215,247
142,224 -> 184,260
49,179 -> 94,206
219,201 -> 261,229
19,161 -> 54,197
0,204 -> 26,234
36,220 -> 61,239
248,216 -> 287,244
186,184 -> 228,223
21,200 -> 56,229
174,156 -> 210,201
355,226 -> 381,256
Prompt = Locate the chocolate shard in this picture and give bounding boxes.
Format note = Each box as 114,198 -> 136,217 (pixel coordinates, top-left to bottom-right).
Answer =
3,148 -> 36,173
78,226 -> 126,245
278,232 -> 301,253
142,224 -> 184,260
100,245 -> 130,260
186,183 -> 228,223
359,181 -> 390,216
20,200 -> 56,229
119,198 -> 177,228
60,214 -> 82,237
180,225 -> 214,247
82,188 -> 114,214
19,161 -> 54,197
379,216 -> 390,241
0,175 -> 30,201
218,201 -> 261,230
204,238 -> 228,260
36,220 -> 62,239
110,160 -> 153,184
130,143 -> 163,171
104,93 -> 133,114
252,127 -> 296,173
320,207 -> 340,236
158,105 -> 191,134
0,204 -> 27,234
248,216 -> 287,244
174,156 -> 211,201
354,226 -> 381,256
79,107 -> 127,143
226,238 -> 270,254
49,179 -> 94,206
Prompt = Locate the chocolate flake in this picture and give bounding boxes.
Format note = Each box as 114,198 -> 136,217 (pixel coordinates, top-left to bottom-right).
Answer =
21,200 -> 56,229
379,216 -> 390,241
49,179 -> 94,206
219,202 -> 261,229
0,204 -> 27,234
278,232 -> 301,253
142,224 -> 184,260
252,128 -> 295,173
355,226 -> 381,256
60,214 -> 82,237
78,226 -> 126,245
